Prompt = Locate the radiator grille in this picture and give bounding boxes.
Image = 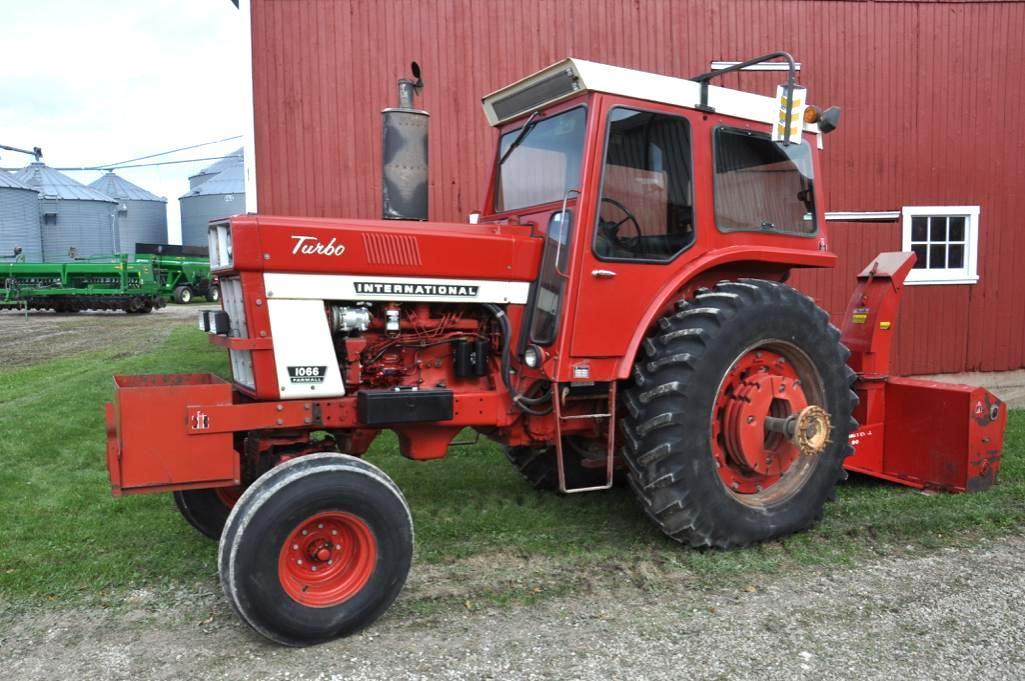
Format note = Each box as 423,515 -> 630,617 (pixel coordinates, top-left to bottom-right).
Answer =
363,233 -> 422,266
220,277 -> 254,389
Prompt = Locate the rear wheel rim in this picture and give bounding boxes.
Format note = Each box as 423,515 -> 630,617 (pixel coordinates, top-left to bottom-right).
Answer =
711,340 -> 827,505
277,511 -> 377,607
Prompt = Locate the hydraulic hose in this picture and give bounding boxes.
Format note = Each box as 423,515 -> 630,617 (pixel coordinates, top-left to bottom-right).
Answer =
483,303 -> 553,415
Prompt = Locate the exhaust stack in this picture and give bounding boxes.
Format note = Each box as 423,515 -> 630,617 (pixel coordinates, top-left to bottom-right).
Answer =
382,62 -> 429,221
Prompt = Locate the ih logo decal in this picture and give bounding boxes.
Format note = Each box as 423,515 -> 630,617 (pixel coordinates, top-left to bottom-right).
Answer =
191,410 -> 210,431
291,235 -> 346,257
288,366 -> 327,384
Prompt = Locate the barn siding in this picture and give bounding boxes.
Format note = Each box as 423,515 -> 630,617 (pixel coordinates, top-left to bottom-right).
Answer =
249,0 -> 1025,375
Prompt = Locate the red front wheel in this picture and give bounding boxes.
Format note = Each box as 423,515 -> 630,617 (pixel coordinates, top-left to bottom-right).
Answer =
218,453 -> 412,646
277,511 -> 378,607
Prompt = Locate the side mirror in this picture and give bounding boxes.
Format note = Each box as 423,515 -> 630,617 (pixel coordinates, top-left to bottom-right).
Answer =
818,106 -> 841,134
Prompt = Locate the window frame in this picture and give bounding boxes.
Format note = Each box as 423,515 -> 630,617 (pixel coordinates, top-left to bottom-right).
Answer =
711,124 -> 819,238
901,205 -> 980,285
492,104 -> 589,214
591,105 -> 697,264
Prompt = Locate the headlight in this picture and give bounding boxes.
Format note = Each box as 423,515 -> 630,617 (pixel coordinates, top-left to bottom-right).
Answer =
209,222 -> 233,269
523,345 -> 542,369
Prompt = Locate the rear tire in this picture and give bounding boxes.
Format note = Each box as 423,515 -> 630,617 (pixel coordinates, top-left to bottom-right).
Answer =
621,279 -> 857,548
173,286 -> 193,304
207,285 -> 220,303
218,453 -> 412,646
504,437 -> 611,491
173,487 -> 242,540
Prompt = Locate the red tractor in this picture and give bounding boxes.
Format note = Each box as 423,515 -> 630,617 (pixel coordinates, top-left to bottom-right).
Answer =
104,54 -> 1006,645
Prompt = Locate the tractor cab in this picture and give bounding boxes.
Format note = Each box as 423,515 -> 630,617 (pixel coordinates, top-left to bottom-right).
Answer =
479,55 -> 839,382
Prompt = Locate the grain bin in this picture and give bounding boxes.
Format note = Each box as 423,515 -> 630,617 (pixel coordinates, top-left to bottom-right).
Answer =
13,162 -> 119,262
187,149 -> 241,191
0,171 -> 42,262
89,171 -> 168,256
180,149 -> 245,247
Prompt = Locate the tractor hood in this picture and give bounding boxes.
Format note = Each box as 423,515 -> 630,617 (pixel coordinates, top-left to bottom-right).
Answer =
220,215 -> 542,282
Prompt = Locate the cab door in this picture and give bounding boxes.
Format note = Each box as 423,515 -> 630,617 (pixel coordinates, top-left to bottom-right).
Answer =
569,103 -> 701,358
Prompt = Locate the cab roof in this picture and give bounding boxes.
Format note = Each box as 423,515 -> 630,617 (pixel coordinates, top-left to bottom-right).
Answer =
481,58 -> 820,133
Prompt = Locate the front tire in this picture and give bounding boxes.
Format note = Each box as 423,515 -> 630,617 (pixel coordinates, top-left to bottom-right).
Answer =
173,487 -> 241,540
207,285 -> 220,303
218,453 -> 412,646
621,279 -> 856,548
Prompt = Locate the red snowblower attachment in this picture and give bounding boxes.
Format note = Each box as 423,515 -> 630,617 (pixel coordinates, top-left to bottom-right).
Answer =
841,252 -> 1006,492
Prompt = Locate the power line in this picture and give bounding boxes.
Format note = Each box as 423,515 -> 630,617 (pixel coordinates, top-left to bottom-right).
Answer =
51,154 -> 243,172
2,153 -> 243,173
92,135 -> 242,169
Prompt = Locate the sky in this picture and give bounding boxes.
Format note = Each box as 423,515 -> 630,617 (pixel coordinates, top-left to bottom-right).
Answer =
0,0 -> 247,244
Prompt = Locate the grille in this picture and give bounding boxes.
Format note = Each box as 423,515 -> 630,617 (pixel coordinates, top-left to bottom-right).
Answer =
363,233 -> 422,266
220,277 -> 254,389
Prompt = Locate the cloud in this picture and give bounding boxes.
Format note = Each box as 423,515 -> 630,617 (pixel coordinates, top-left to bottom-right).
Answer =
1,0 -> 247,243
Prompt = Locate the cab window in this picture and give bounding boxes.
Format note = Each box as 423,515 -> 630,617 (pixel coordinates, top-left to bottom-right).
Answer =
494,107 -> 587,213
713,127 -> 817,235
594,108 -> 694,261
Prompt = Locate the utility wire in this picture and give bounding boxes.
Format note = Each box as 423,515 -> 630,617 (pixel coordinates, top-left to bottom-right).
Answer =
43,153 -> 243,172
0,136 -> 241,171
90,135 -> 242,169
2,153 -> 244,173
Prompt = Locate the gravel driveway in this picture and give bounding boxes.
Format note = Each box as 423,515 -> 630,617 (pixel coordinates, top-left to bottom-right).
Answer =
2,536 -> 1023,681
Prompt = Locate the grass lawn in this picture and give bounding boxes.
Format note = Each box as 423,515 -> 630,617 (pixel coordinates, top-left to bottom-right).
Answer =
1,325 -> 1023,608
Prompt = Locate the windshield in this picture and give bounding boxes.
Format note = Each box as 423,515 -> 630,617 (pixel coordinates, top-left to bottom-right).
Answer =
713,127 -> 817,235
493,106 -> 587,213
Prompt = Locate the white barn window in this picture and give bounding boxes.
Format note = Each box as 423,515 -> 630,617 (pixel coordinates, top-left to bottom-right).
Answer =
901,206 -> 980,285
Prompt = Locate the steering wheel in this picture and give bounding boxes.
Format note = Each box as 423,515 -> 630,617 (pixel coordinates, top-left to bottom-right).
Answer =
599,197 -> 641,252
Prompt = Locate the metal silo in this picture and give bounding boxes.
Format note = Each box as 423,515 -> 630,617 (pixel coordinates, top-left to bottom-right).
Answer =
13,163 -> 119,262
187,150 -> 240,190
180,149 -> 245,247
89,171 -> 168,255
0,171 -> 42,262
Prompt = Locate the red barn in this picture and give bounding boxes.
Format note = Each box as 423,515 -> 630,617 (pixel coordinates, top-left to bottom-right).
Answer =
239,0 -> 1025,376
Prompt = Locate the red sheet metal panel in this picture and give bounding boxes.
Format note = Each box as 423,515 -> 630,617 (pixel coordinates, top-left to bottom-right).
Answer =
847,377 -> 1006,493
249,0 -> 1025,375
107,374 -> 238,495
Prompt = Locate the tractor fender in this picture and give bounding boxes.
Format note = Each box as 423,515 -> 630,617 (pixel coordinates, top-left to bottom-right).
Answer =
616,245 -> 836,380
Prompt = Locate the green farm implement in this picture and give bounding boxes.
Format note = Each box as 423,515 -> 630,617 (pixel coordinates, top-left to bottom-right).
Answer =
0,257 -> 166,313
135,243 -> 219,304
0,244 -> 218,313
